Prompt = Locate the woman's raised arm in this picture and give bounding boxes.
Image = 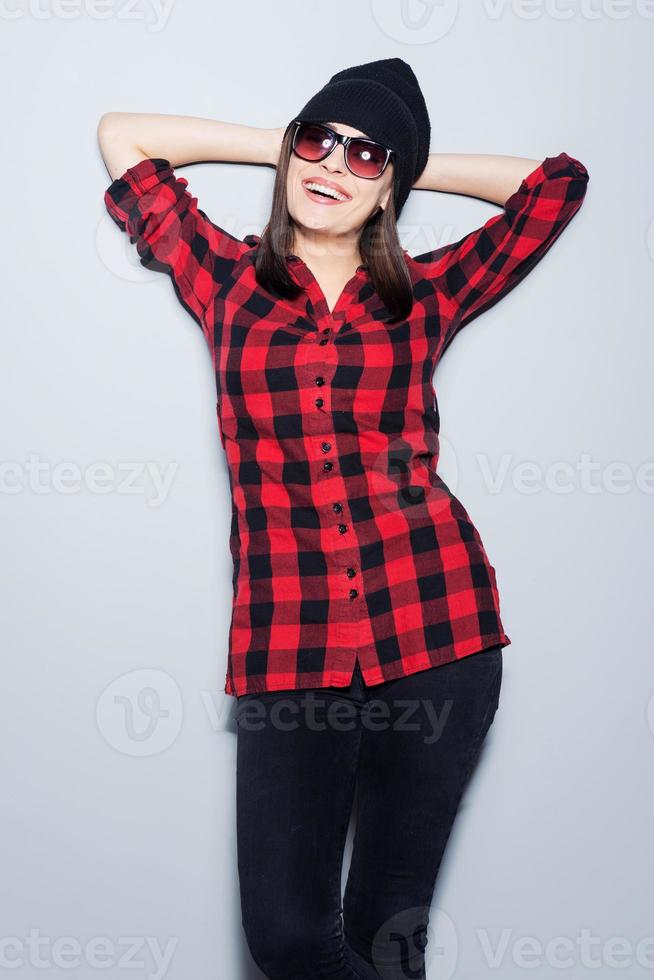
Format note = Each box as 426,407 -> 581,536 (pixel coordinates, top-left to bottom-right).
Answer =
97,111 -> 284,181
97,114 -> 285,343
413,152 -> 543,207
410,151 -> 589,356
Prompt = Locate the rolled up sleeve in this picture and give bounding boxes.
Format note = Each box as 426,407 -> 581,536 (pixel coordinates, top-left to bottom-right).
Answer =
412,152 -> 590,356
104,157 -> 250,344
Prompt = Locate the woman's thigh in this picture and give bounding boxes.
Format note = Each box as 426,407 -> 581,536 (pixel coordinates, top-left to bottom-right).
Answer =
235,687 -> 363,971
342,646 -> 504,972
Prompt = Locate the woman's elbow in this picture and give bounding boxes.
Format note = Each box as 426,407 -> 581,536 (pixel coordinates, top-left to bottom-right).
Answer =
97,113 -> 144,180
97,111 -> 126,147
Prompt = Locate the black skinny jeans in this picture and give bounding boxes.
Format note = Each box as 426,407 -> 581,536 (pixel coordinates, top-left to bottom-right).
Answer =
235,645 -> 503,980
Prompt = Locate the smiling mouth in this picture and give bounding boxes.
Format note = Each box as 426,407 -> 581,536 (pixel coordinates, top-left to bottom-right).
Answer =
302,179 -> 351,204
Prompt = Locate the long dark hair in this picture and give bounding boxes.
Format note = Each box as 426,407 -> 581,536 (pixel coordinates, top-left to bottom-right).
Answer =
254,125 -> 414,323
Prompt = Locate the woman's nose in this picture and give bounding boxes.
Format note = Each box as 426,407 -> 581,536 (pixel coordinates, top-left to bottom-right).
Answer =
321,146 -> 347,174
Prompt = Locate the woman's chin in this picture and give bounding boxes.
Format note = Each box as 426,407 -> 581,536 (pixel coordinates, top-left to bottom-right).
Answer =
292,209 -> 350,236
297,210 -> 332,231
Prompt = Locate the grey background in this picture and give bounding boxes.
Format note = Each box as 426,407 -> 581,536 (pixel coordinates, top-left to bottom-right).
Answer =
2,1 -> 652,977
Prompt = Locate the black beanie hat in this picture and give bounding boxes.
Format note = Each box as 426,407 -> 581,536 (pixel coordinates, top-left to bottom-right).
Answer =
290,58 -> 431,217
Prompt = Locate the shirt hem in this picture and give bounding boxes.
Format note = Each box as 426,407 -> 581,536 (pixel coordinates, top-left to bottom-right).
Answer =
223,631 -> 512,698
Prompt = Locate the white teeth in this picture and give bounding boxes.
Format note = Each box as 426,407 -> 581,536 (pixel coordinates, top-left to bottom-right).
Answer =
304,181 -> 349,202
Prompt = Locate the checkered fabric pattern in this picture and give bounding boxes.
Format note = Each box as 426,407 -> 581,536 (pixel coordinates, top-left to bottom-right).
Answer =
104,152 -> 589,696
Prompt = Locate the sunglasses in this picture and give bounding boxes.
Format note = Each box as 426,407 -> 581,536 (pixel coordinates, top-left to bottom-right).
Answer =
290,120 -> 394,180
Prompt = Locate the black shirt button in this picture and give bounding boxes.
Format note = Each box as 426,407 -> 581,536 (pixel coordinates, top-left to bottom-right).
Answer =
323,461 -> 333,471
332,502 -> 342,513
349,588 -> 358,599
315,397 -> 324,408
321,442 -> 331,452
322,327 -> 331,334
338,523 -> 348,534
319,338 -> 329,346
315,376 -> 325,386
346,567 -> 356,578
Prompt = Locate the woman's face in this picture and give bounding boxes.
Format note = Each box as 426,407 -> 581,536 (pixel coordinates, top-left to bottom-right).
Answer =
286,121 -> 394,240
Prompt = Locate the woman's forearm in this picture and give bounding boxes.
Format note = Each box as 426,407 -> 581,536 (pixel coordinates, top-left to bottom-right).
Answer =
97,111 -> 284,181
412,153 -> 542,207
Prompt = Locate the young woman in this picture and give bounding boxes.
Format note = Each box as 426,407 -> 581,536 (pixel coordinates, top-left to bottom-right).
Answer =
99,58 -> 588,980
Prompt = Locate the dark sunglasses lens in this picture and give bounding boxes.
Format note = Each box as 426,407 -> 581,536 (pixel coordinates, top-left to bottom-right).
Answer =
346,139 -> 388,178
294,124 -> 334,161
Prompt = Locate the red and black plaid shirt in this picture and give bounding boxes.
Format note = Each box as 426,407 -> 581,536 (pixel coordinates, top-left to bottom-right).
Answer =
104,151 -> 589,697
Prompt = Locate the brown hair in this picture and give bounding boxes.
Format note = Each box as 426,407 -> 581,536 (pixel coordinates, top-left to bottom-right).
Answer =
254,126 -> 414,323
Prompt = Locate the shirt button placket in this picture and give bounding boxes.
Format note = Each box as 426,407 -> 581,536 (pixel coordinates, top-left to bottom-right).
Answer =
312,328 -> 360,609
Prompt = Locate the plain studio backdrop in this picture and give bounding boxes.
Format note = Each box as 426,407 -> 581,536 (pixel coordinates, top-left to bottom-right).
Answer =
1,2 -> 652,978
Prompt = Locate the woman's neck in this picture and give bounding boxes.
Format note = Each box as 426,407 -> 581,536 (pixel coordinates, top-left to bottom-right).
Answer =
291,228 -> 363,276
